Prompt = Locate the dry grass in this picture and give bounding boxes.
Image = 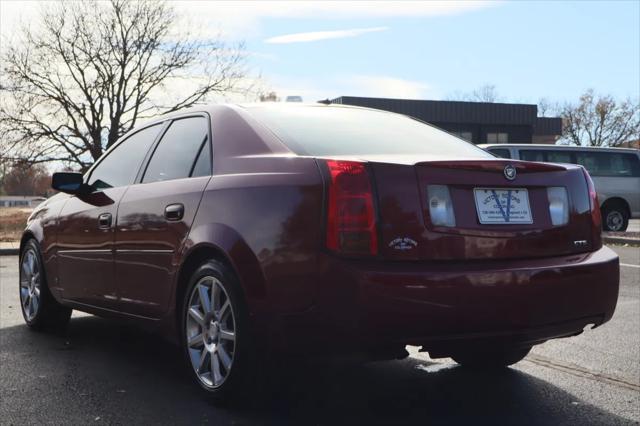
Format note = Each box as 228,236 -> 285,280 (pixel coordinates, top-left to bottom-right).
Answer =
0,208 -> 32,242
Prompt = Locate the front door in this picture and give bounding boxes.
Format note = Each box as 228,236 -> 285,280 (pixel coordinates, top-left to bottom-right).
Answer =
57,123 -> 163,308
114,116 -> 212,318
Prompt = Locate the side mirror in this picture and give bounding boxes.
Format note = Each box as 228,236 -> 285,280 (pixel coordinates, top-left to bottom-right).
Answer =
52,172 -> 87,195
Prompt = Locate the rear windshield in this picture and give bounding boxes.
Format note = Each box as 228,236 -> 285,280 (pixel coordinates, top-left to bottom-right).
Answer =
246,105 -> 491,158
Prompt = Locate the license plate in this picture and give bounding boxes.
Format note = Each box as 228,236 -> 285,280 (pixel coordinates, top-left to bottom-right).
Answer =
474,188 -> 533,224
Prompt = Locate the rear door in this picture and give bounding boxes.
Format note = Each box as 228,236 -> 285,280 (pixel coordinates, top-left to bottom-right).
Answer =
114,115 -> 212,318
57,124 -> 163,307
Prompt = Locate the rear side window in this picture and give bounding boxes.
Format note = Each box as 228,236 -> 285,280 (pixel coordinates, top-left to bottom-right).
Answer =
520,150 -> 546,162
88,124 -> 162,190
246,106 -> 491,158
546,151 -> 573,163
191,140 -> 212,178
576,151 -> 640,177
489,148 -> 511,159
142,117 -> 209,183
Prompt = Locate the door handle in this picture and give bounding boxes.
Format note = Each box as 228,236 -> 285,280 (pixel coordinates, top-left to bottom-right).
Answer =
164,203 -> 184,221
98,213 -> 112,229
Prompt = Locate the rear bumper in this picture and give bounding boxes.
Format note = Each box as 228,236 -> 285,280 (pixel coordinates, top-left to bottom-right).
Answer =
280,246 -> 619,354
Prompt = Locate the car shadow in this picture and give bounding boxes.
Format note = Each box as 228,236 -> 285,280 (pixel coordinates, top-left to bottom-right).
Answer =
0,315 -> 635,425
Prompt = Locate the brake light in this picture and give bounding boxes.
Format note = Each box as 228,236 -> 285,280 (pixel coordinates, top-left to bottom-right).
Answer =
325,160 -> 378,256
582,168 -> 601,229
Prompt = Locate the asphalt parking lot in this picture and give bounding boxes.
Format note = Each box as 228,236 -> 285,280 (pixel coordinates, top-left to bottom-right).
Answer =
1,246 -> 638,425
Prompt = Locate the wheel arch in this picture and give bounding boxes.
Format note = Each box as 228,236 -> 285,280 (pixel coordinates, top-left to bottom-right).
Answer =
600,196 -> 631,217
171,223 -> 267,339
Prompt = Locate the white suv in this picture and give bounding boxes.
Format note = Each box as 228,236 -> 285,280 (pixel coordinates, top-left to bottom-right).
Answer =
480,144 -> 640,232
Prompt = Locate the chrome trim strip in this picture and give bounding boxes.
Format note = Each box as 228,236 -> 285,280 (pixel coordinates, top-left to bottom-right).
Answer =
116,249 -> 174,254
58,249 -> 112,254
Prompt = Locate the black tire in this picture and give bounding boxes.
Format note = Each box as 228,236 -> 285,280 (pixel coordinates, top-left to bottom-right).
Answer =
19,239 -> 72,332
451,345 -> 531,369
601,203 -> 629,232
180,259 -> 255,403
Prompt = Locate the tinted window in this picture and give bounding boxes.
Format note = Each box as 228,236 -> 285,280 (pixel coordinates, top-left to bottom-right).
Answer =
520,150 -> 546,162
546,151 -> 573,163
490,148 -> 511,159
576,151 -> 640,177
142,117 -> 209,183
191,140 -> 211,178
247,105 -> 492,158
88,124 -> 161,190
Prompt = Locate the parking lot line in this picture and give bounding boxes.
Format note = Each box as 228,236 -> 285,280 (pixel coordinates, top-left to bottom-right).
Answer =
620,263 -> 640,269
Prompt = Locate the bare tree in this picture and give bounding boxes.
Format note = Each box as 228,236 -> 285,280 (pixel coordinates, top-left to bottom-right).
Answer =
559,89 -> 640,147
259,91 -> 280,102
537,97 -> 559,118
1,0 -> 250,170
2,161 -> 51,196
447,84 -> 502,103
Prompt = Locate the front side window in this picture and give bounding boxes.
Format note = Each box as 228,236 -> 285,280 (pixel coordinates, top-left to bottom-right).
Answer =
142,117 -> 210,183
88,124 -> 162,190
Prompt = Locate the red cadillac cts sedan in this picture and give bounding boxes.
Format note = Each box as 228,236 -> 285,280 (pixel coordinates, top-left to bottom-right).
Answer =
19,104 -> 619,399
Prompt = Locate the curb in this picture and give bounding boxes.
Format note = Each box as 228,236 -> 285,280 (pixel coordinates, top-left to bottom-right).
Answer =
602,236 -> 640,247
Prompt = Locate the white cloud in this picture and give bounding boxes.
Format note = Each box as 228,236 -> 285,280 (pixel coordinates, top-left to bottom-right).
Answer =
2,1 -> 497,40
168,1 -> 497,39
265,27 -> 387,44
267,74 -> 434,103
348,75 -> 432,99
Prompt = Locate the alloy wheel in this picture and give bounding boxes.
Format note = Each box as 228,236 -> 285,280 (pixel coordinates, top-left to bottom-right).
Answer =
186,276 -> 236,388
20,248 -> 42,321
606,210 -> 624,231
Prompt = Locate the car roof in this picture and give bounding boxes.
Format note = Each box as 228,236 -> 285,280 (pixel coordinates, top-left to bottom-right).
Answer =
478,144 -> 640,153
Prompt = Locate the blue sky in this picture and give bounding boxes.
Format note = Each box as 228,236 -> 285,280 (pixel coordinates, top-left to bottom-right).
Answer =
248,1 -> 640,103
2,1 -> 638,104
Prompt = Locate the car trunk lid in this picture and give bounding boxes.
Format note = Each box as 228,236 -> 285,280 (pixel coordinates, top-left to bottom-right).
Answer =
370,159 -> 595,261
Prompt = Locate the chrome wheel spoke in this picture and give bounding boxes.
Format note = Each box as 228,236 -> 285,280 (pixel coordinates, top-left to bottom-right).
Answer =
197,349 -> 208,374
217,345 -> 232,370
211,352 -> 223,385
219,328 -> 235,342
198,284 -> 211,313
21,261 -> 31,278
188,333 -> 204,348
188,307 -> 205,326
217,300 -> 230,321
211,281 -> 221,311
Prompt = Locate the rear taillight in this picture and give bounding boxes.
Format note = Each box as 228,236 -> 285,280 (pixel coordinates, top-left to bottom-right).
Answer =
582,168 -> 602,229
325,160 -> 378,256
582,167 -> 602,249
